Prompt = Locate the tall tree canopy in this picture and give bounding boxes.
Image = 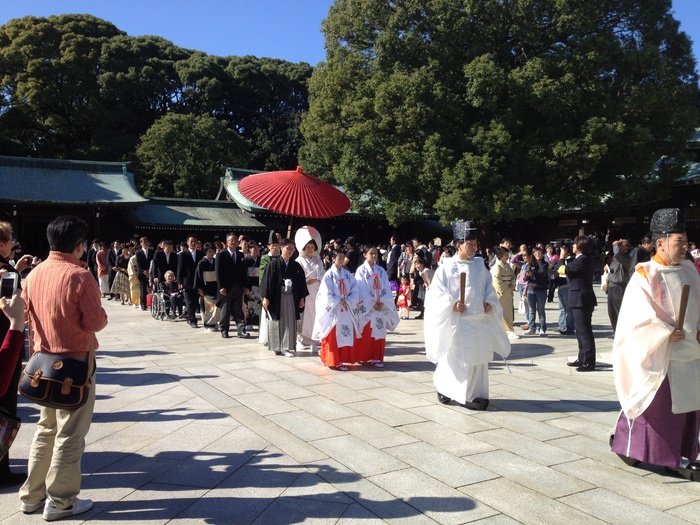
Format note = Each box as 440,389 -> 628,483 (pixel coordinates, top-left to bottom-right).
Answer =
135,113 -> 245,199
299,0 -> 699,225
0,14 -> 313,195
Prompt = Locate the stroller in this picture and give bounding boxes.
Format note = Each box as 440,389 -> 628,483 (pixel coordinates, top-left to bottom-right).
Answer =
150,281 -> 183,321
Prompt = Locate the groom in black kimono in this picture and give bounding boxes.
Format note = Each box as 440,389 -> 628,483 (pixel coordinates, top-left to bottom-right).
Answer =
260,238 -> 308,357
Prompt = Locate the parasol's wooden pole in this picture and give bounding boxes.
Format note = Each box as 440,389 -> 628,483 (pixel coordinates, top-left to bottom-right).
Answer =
459,272 -> 466,305
287,216 -> 293,239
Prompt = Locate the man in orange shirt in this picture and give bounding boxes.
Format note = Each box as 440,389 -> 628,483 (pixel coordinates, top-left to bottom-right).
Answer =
18,216 -> 108,521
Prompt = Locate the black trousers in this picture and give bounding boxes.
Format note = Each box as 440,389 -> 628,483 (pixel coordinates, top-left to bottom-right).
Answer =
138,275 -> 149,309
183,288 -> 199,324
219,283 -> 245,334
0,352 -> 21,475
607,284 -> 626,333
573,306 -> 596,366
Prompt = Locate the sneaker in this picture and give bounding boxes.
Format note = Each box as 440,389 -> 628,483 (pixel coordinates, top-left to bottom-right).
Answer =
20,498 -> 45,514
539,330 -> 547,337
283,351 -> 296,358
507,332 -> 521,340
43,498 -> 93,521
524,329 -> 536,335
295,340 -> 306,352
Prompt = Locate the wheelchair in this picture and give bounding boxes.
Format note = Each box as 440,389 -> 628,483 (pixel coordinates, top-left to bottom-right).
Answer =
150,291 -> 166,320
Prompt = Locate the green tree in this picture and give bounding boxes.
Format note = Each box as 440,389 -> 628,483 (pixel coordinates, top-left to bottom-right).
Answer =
134,113 -> 245,199
299,0 -> 699,225
0,14 -> 124,158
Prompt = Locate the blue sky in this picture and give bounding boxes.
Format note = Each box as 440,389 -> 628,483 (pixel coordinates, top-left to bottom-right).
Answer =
0,0 -> 698,70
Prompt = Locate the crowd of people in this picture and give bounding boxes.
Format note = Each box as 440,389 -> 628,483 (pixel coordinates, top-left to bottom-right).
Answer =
2,208 -> 700,522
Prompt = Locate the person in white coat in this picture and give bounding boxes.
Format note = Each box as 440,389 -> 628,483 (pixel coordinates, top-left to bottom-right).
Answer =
424,221 -> 510,411
295,226 -> 324,353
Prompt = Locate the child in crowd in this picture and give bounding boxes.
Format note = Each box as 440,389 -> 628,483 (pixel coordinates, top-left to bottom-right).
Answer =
397,275 -> 411,319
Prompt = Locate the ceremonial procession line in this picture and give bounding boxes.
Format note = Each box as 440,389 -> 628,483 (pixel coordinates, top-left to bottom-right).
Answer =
2,287 -> 699,524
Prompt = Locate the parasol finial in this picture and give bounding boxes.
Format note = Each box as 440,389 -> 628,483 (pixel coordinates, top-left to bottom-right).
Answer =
296,166 -> 304,174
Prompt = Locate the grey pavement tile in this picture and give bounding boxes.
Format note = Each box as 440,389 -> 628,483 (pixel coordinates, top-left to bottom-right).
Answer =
401,421 -> 497,457
234,391 -> 300,416
476,411 -> 574,441
472,428 -> 582,466
313,458 -> 442,524
135,418 -> 244,459
460,478 -> 606,525
488,372 -> 561,393
546,415 -> 617,443
373,375 -> 438,395
363,386 -> 436,409
488,383 -> 559,402
408,405 -> 499,434
276,369 -> 334,387
386,442 -> 499,487
251,495 -> 351,524
226,405 -> 329,464
323,370 -> 388,391
667,500 -> 700,524
268,410 -> 348,441
370,467 -> 499,524
468,516 -> 522,525
467,450 -> 594,498
257,379 -> 318,400
337,503 -> 385,523
205,375 -> 263,396
288,395 -> 362,421
546,434 -> 649,475
307,382 -> 375,404
553,458 -> 699,510
282,471 -> 356,504
345,399 -> 427,427
536,376 -> 616,397
311,435 -> 409,477
331,416 -> 419,449
484,398 -> 567,422
559,487 -> 694,524
230,366 -> 286,384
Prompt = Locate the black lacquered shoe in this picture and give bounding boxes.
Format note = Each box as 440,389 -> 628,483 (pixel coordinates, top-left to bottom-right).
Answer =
567,359 -> 581,367
462,397 -> 489,411
576,363 -> 595,372
437,392 -> 451,404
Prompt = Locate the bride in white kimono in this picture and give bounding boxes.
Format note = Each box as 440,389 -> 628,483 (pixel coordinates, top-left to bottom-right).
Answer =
295,226 -> 324,353
313,250 -> 361,371
355,245 -> 400,367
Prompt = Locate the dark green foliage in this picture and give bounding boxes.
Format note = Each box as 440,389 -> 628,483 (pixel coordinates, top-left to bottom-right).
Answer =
299,0 -> 699,225
0,14 -> 313,195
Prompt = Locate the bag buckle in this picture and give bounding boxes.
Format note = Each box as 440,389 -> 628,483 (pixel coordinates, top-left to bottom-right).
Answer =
30,370 -> 43,388
61,377 -> 74,395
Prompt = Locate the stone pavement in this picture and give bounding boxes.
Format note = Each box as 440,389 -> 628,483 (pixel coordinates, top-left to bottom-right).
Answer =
2,288 -> 700,524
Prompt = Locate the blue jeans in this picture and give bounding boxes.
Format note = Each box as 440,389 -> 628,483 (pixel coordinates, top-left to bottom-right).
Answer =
557,285 -> 575,332
526,290 -> 547,332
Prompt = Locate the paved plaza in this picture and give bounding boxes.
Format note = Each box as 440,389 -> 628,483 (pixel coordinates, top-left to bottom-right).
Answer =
2,288 -> 700,524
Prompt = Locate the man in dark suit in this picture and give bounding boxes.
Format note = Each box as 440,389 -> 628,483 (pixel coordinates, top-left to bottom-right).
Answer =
386,234 -> 401,283
135,236 -> 154,311
177,235 -> 204,328
216,232 -> 249,338
565,235 -> 598,372
86,239 -> 99,280
153,240 -> 178,283
107,240 -> 121,300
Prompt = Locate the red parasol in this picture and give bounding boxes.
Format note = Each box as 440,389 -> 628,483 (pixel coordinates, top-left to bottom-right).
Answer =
238,166 -> 351,219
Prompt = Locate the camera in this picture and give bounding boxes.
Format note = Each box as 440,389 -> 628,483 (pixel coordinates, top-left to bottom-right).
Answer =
0,273 -> 18,299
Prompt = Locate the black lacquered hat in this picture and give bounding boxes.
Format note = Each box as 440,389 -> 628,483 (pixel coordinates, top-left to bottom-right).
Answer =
452,220 -> 478,242
650,208 -> 685,235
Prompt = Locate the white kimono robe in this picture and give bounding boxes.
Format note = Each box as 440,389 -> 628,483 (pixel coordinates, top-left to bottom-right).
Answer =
613,258 -> 700,418
355,261 -> 400,338
313,265 -> 360,348
296,253 -> 325,343
424,256 -> 510,404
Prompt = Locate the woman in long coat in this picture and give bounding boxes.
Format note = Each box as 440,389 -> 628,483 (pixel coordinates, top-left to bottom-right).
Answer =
490,247 -> 518,339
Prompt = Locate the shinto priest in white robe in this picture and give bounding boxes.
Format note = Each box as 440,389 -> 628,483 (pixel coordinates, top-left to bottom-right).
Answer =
424,256 -> 511,404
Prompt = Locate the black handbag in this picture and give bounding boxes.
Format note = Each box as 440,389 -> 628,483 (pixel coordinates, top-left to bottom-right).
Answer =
18,352 -> 91,410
